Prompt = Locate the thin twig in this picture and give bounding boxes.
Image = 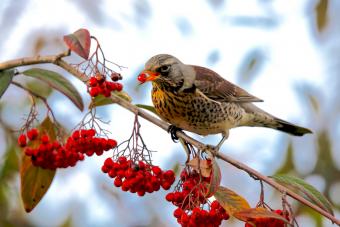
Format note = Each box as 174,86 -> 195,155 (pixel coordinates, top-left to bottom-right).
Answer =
0,52 -> 339,226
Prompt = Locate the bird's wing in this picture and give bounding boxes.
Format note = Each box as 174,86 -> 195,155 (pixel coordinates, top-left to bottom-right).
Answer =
191,65 -> 263,103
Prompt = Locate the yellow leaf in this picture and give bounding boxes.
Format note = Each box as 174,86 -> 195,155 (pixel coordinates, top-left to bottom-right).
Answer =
214,186 -> 250,215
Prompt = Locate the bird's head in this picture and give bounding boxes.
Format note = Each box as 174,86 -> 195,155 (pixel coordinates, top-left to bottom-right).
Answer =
138,54 -> 196,91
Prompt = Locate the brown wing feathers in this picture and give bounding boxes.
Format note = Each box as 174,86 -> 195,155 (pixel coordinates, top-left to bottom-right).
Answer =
191,65 -> 263,103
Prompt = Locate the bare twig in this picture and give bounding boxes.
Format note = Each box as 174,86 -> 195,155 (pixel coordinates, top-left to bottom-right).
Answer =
0,52 -> 339,226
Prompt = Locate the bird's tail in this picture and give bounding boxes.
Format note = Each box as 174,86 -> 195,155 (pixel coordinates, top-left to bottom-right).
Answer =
273,118 -> 312,136
240,103 -> 312,136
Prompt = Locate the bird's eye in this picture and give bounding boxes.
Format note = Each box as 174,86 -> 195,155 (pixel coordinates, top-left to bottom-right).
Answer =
159,65 -> 170,73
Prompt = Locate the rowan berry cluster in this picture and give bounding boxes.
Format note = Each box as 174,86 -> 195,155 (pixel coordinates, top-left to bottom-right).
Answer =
172,201 -> 229,227
88,72 -> 123,97
102,156 -> 176,196
244,209 -> 289,227
166,168 -> 229,227
19,128 -> 117,169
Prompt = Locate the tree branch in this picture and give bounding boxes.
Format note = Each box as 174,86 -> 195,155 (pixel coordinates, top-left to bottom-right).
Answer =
0,52 -> 339,226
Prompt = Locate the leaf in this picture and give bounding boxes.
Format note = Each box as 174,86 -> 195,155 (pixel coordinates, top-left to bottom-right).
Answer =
20,155 -> 56,212
271,174 -> 334,215
0,145 -> 20,182
214,186 -> 250,215
89,91 -> 132,108
114,90 -> 132,102
63,28 -> 91,59
206,158 -> 221,197
187,157 -> 212,178
315,0 -> 328,33
0,70 -> 14,98
234,207 -> 289,224
20,117 -> 57,212
136,104 -> 158,115
22,68 -> 84,111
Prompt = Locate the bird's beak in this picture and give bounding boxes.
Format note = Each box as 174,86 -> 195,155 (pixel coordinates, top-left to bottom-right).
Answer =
138,70 -> 160,83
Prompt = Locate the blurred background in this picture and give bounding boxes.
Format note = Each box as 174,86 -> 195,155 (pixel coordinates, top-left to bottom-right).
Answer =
0,0 -> 339,226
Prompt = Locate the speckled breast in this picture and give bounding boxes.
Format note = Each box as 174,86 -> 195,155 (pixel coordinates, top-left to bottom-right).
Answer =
151,83 -> 242,135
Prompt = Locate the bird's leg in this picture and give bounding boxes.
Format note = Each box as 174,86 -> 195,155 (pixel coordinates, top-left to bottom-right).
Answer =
215,131 -> 229,151
167,125 -> 183,142
204,131 -> 229,155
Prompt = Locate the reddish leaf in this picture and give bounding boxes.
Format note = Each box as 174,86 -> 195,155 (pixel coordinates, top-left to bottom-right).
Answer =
234,207 -> 290,224
187,157 -> 212,178
20,117 -> 57,212
63,28 -> 91,59
206,158 -> 221,197
214,186 -> 250,215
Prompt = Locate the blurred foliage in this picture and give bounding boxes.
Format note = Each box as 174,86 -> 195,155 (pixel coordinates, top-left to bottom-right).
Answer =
237,49 -> 265,86
315,0 -> 329,33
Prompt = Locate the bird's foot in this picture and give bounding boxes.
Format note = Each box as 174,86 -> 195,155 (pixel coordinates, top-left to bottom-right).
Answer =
203,144 -> 219,156
167,125 -> 183,142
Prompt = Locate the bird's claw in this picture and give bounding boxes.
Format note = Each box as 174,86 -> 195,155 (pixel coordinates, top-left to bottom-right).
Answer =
167,125 -> 182,142
203,144 -> 219,156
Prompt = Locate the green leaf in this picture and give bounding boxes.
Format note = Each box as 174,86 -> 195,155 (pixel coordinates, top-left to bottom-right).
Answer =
271,174 -> 334,215
0,70 -> 14,98
20,116 -> 58,212
135,104 -> 158,115
63,28 -> 91,60
234,207 -> 289,224
22,68 -> 84,111
0,145 -> 20,182
89,91 -> 132,108
214,186 -> 250,216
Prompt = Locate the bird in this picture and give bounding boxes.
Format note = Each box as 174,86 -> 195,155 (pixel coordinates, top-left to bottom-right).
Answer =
138,54 -> 312,150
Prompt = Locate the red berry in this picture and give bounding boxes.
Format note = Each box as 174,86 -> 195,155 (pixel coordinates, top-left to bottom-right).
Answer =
18,134 -> 27,147
89,87 -> 100,97
165,193 -> 174,202
118,156 -> 127,164
88,77 -> 98,87
137,190 -> 145,196
174,208 -> 183,219
152,166 -> 162,175
114,177 -> 122,187
116,83 -> 123,91
163,170 -> 175,180
161,181 -> 171,190
138,73 -> 147,83
41,134 -> 50,144
27,128 -> 39,140
108,169 -> 117,178
104,158 -> 114,168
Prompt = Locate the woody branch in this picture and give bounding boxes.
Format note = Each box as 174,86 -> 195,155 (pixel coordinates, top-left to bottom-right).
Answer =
0,52 -> 339,226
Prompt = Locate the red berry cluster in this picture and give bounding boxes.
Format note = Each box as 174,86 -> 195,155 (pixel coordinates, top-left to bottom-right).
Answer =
19,128 -> 117,169
166,168 -> 229,227
88,73 -> 123,97
102,156 -> 176,196
245,209 -> 289,227
65,129 -> 117,157
172,201 -> 229,227
166,169 -> 210,209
